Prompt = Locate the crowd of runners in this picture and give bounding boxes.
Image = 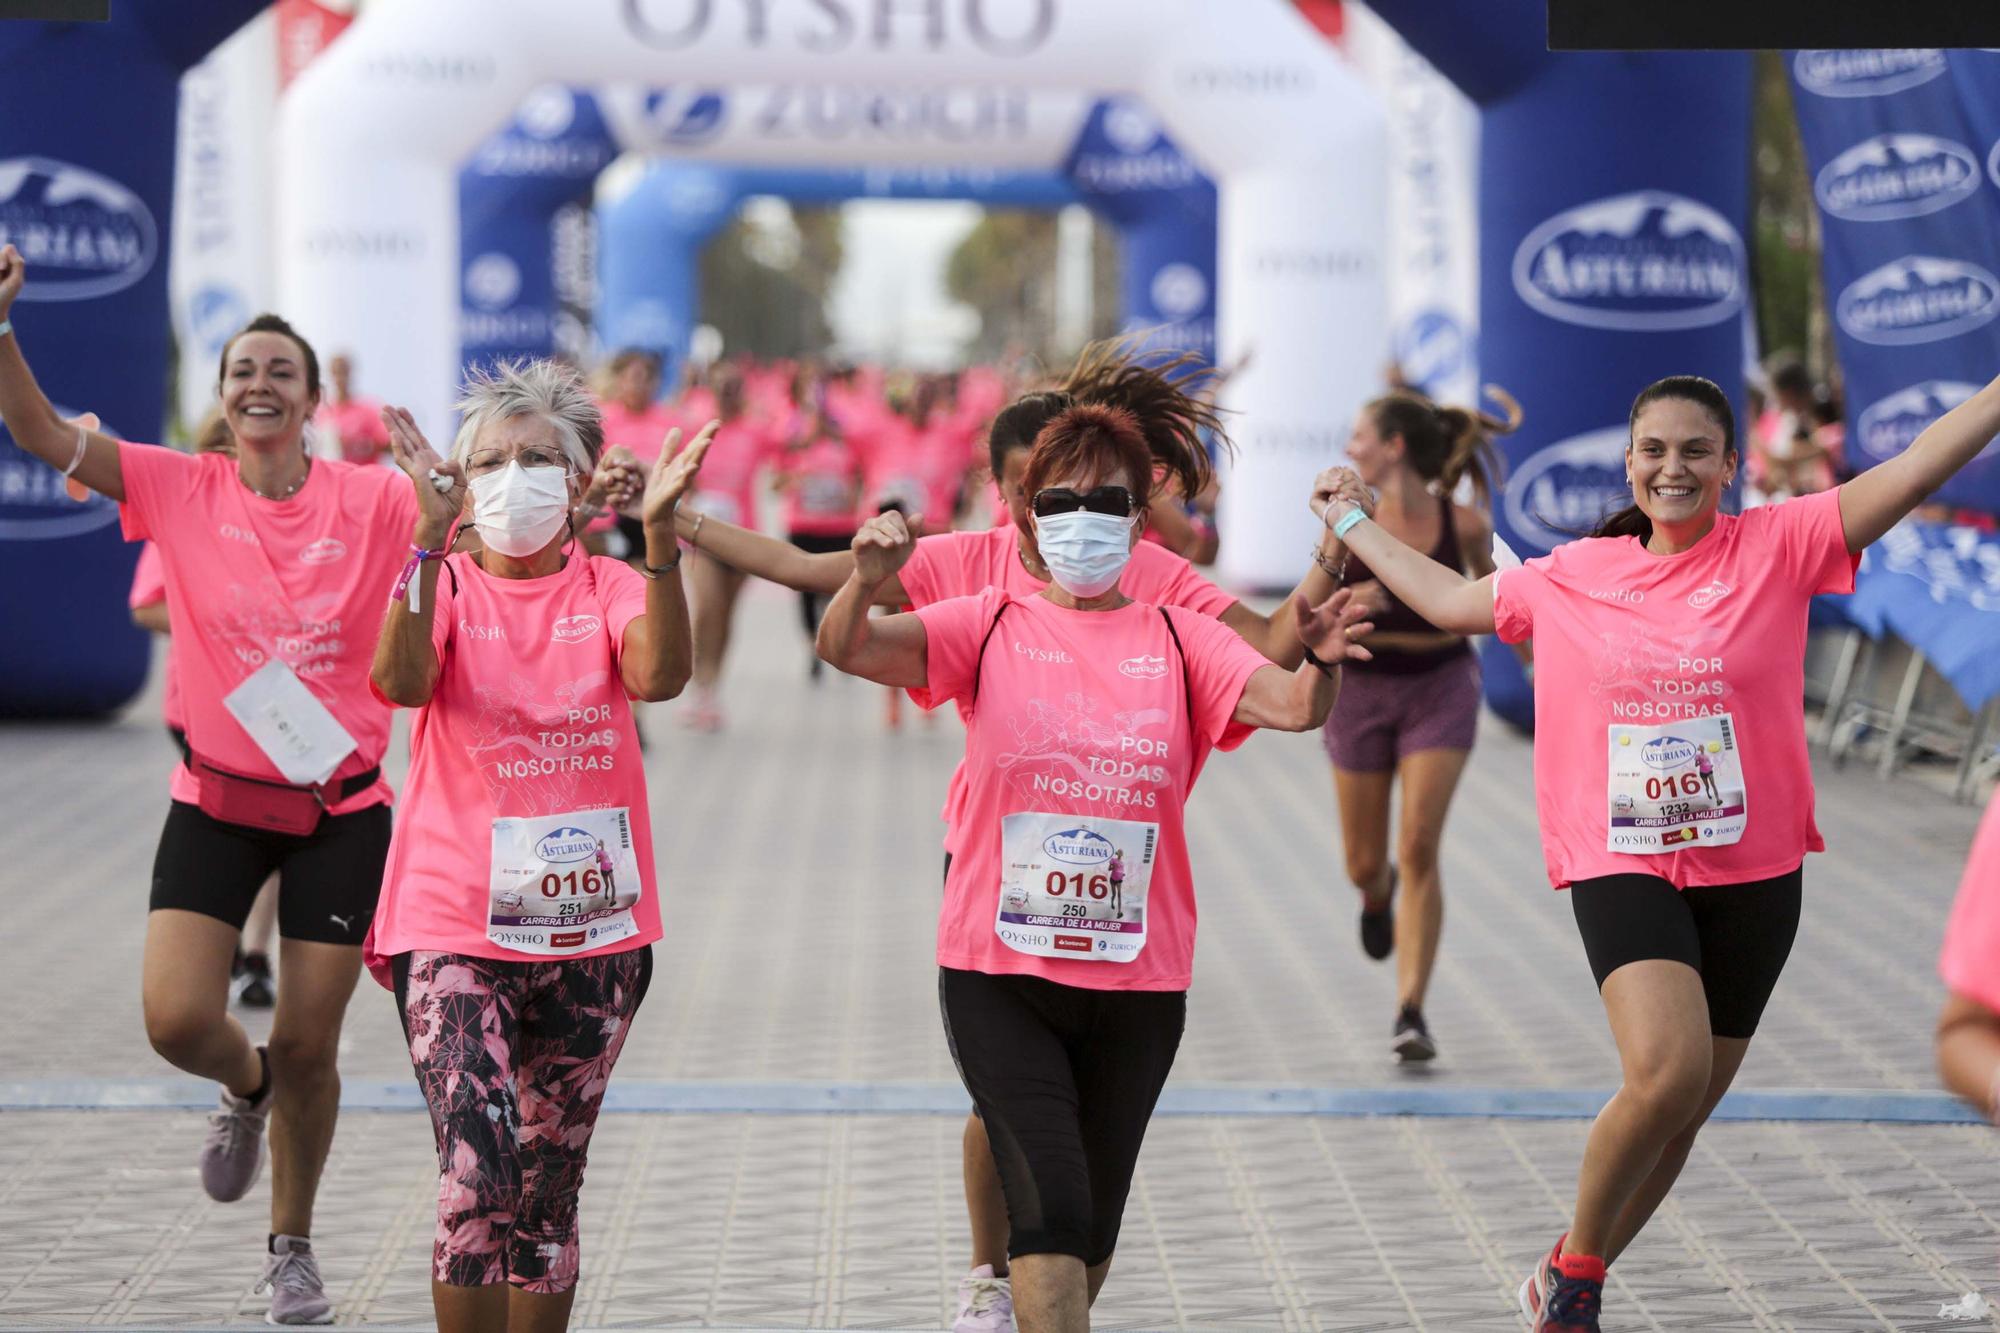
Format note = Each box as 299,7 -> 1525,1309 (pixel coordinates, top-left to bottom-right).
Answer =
1,235 -> 1997,1333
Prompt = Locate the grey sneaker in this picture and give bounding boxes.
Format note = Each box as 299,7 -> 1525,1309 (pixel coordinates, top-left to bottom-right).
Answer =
256,1235 -> 334,1326
200,1050 -> 271,1203
953,1264 -> 1014,1333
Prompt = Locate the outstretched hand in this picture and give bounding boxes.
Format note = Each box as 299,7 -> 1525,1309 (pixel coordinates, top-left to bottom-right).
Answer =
586,445 -> 645,518
644,420 -> 720,530
1309,465 -> 1375,528
1297,585 -> 1374,666
382,405 -> 463,543
851,509 -> 925,584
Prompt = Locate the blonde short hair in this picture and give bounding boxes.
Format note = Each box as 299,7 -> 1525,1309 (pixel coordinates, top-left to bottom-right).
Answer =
450,359 -> 604,473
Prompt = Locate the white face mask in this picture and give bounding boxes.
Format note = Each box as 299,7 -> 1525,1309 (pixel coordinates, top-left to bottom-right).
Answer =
1033,510 -> 1136,599
469,460 -> 572,557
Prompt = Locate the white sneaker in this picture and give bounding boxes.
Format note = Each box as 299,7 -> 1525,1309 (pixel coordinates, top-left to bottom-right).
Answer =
953,1264 -> 1014,1333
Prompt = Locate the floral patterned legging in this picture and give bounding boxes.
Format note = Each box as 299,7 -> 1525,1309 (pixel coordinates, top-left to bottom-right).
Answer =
394,947 -> 651,1293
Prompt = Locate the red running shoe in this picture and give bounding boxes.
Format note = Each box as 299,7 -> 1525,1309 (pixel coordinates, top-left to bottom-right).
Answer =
1519,1235 -> 1604,1332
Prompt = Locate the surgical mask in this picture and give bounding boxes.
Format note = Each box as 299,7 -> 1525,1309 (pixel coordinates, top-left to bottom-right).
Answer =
469,460 -> 572,557
1033,510 -> 1135,598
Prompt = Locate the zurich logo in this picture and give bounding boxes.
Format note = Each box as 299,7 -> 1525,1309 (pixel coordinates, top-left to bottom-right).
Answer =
1793,49 -> 1947,99
1101,100 -> 1161,155
1149,263 -> 1209,320
1513,191 -> 1743,332
1640,736 -> 1700,771
1816,134 -> 1978,222
1042,828 -> 1115,866
189,286 -> 250,359
1836,255 -> 2000,346
644,88 -> 727,145
464,253 -> 521,312
1855,381 -> 1988,463
552,614 -> 602,644
1394,309 -> 1471,396
534,826 -> 599,864
0,157 -> 159,303
516,85 -> 577,140
1503,426 -> 1629,554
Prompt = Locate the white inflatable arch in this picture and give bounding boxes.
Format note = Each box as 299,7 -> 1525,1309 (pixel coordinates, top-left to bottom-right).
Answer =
278,0 -> 1385,588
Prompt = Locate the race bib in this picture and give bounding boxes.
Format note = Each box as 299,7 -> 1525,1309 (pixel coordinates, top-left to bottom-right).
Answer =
222,658 -> 357,786
684,491 -> 741,526
1606,713 -> 1747,854
488,806 -> 642,955
995,812 -> 1157,963
799,474 -> 852,516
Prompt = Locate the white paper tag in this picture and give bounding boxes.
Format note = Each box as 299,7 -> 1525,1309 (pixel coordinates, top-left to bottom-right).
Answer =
222,658 -> 358,786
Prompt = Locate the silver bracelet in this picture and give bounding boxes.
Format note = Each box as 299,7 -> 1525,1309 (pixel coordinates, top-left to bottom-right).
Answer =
60,423 -> 87,478
686,510 -> 706,547
0,319 -> 13,340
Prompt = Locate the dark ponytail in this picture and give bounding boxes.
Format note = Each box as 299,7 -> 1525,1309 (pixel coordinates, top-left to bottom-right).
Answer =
1587,374 -> 1738,543
1367,385 -> 1520,506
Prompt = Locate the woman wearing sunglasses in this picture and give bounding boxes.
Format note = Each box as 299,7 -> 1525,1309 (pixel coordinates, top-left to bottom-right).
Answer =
365,360 -> 711,1333
818,403 -> 1371,1333
647,340 -> 1355,1331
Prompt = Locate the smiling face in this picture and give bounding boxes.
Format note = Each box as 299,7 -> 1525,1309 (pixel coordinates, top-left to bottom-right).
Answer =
1345,407 -> 1403,489
220,331 -> 319,452
1628,396 -> 1736,530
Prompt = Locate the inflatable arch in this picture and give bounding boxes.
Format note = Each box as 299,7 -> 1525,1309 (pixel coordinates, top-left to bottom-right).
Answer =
278,0 -> 1387,590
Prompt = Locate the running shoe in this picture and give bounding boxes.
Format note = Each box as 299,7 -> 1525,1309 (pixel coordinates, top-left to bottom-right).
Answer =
231,952 -> 275,1009
952,1264 -> 1013,1333
1358,866 -> 1397,961
200,1048 -> 272,1203
257,1235 -> 334,1325
1519,1236 -> 1604,1333
1392,1003 -> 1436,1063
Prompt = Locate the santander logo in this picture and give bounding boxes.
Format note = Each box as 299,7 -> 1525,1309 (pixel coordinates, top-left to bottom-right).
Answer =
299,537 -> 347,565
552,614 -> 602,644
1687,580 -> 1733,610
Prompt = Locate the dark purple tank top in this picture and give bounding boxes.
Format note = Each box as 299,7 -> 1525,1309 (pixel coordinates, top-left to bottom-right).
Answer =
1344,496 -> 1471,674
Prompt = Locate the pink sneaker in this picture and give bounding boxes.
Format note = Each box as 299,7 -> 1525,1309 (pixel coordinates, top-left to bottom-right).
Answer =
952,1264 -> 1013,1332
199,1049 -> 271,1203
256,1235 -> 334,1325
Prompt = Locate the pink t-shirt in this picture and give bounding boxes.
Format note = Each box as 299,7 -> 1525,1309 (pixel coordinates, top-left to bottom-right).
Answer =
316,397 -> 390,465
127,539 -> 184,732
1491,487 -> 1859,889
780,436 -> 862,537
598,400 -> 678,467
1940,792 -> 2000,1014
119,447 -> 418,813
364,552 -> 660,985
678,419 -> 772,531
914,590 -> 1269,991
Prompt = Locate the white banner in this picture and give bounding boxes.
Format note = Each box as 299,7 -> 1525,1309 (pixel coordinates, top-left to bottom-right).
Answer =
171,9 -> 278,441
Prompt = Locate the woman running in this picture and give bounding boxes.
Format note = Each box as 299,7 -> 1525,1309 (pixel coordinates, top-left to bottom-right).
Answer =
818,402 -> 1371,1333
1938,791 -> 2000,1126
1314,371 -> 2000,1333
675,372 -> 774,731
0,245 -> 415,1324
659,342 -> 1358,1329
366,360 -> 708,1332
774,402 -> 863,674
1321,387 -> 1522,1064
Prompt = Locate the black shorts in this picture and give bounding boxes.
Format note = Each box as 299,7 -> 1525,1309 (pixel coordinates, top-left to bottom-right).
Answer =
150,800 -> 392,946
1569,866 -> 1802,1039
787,530 -> 854,555
939,966 -> 1185,1265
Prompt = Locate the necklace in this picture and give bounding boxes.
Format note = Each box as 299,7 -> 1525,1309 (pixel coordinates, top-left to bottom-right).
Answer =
242,461 -> 310,502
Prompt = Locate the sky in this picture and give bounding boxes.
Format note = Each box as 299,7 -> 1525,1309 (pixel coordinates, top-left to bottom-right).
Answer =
825,200 -> 985,367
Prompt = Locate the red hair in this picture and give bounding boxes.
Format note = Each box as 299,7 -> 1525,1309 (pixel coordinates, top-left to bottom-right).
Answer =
1019,402 -> 1205,521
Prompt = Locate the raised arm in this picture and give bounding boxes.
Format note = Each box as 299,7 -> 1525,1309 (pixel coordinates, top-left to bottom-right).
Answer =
1218,466 -> 1356,668
1230,587 -> 1373,732
671,485 -> 912,606
618,424 -> 714,702
1312,469 -> 1498,637
1839,374 -> 2000,552
815,511 -> 932,689
370,408 -> 462,708
0,246 -> 123,499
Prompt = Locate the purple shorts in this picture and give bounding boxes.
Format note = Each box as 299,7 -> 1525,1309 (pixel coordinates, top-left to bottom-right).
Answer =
1321,651 -> 1482,773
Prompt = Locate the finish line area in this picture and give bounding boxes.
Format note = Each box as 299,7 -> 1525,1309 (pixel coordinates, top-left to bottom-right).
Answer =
5,591 -> 1994,1330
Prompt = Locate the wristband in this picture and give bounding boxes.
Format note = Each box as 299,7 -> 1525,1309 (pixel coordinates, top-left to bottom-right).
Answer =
0,319 -> 12,340
60,423 -> 88,478
390,543 -> 443,615
1311,544 -> 1348,582
639,546 -> 682,578
1331,506 -> 1367,540
1301,643 -> 1338,677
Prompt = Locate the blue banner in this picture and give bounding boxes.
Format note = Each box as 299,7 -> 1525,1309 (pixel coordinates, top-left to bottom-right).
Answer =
0,2 -> 265,717
459,87 -> 617,375
1789,50 -> 2000,516
1847,518 -> 2000,711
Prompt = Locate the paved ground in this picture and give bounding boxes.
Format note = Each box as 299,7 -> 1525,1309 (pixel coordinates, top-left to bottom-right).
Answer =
2,583 -> 1996,1330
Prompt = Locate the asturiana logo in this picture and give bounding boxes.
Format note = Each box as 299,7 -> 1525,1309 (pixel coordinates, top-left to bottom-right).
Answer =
1687,580 -> 1733,610
299,537 -> 348,565
1512,190 -> 1744,332
1042,827 -> 1115,866
1836,255 -> 2000,346
0,157 -> 159,303
1816,133 -> 1979,222
1119,654 -> 1168,680
1503,426 -> 1631,554
1793,48 -> 1947,99
1856,381 -> 1985,462
552,614 -> 602,644
1641,736 -> 1700,771
534,826 -> 599,863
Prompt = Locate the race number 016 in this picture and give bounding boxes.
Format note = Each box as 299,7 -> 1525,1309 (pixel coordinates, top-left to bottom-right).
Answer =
1645,773 -> 1703,801
542,869 -> 605,898
1045,871 -> 1110,900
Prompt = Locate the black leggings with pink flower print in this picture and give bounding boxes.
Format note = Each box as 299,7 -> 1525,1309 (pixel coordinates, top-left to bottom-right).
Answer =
392,947 -> 651,1293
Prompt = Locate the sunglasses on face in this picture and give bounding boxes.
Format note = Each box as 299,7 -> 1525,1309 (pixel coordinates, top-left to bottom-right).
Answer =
1031,485 -> 1137,519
